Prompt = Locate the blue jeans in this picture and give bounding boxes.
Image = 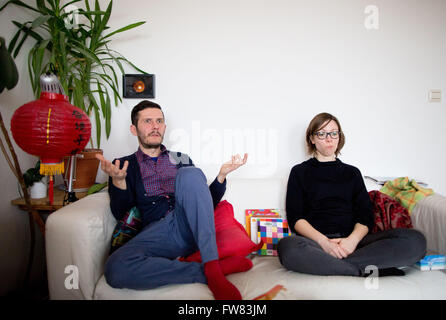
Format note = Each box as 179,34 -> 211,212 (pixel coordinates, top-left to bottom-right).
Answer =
104,167 -> 219,290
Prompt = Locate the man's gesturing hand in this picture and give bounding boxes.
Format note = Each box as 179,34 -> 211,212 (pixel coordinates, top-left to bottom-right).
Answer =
96,154 -> 129,190
217,153 -> 248,183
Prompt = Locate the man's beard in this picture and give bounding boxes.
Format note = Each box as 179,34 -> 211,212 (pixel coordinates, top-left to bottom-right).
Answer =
138,132 -> 163,149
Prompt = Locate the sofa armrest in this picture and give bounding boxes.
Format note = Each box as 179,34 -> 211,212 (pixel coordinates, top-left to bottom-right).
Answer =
45,191 -> 116,300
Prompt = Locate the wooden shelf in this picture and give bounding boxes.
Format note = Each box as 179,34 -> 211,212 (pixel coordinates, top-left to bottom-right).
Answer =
11,188 -> 87,212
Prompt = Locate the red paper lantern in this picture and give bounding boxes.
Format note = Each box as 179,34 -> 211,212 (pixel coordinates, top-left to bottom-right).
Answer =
11,92 -> 91,203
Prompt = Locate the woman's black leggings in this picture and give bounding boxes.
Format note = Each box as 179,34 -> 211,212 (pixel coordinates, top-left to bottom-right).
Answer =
277,228 -> 426,276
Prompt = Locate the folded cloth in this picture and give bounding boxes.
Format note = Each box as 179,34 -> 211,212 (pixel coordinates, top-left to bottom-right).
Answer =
380,177 -> 434,213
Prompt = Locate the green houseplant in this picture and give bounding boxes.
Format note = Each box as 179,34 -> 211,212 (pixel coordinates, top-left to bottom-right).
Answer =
23,160 -> 44,188
0,0 -> 146,149
23,161 -> 48,199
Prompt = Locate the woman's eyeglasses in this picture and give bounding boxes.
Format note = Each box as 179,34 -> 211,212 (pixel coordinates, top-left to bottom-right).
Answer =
313,131 -> 340,140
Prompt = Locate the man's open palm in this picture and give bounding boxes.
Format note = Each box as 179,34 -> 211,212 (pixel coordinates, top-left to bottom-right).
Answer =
219,153 -> 248,176
96,154 -> 129,178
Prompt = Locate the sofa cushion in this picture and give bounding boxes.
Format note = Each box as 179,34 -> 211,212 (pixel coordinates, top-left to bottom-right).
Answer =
181,200 -> 262,262
93,256 -> 446,300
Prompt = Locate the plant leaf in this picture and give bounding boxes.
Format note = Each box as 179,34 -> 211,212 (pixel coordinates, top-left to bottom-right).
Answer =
69,41 -> 101,64
11,21 -> 45,57
8,22 -> 28,54
102,21 -> 146,40
112,53 -> 147,74
31,15 -> 51,29
0,0 -> 40,13
94,105 -> 101,149
61,0 -> 82,11
12,22 -> 32,58
104,92 -> 111,138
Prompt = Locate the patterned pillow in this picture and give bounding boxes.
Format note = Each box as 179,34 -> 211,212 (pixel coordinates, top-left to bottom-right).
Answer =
109,207 -> 142,254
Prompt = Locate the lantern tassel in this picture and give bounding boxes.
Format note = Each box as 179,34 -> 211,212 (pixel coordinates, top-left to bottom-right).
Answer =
40,162 -> 64,175
49,175 -> 54,205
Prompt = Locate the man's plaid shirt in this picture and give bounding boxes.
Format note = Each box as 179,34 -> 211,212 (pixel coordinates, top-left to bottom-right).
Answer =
135,144 -> 178,197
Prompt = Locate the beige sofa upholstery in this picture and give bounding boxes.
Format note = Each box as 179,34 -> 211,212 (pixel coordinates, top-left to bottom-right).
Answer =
45,178 -> 446,300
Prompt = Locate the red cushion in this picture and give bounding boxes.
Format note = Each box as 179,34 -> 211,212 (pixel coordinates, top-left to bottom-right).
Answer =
181,200 -> 262,262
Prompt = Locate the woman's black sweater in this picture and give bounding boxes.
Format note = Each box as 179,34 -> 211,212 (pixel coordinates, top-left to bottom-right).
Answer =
286,157 -> 374,237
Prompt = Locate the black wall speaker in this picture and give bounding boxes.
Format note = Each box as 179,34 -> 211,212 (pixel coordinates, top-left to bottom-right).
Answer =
123,74 -> 155,98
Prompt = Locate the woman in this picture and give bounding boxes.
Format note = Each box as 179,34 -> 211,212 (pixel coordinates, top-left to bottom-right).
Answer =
278,112 -> 426,277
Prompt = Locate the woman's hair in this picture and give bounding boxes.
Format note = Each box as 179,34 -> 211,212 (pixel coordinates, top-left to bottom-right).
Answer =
305,112 -> 345,156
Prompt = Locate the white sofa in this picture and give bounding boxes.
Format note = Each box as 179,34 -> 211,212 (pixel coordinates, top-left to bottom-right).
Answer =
45,178 -> 446,300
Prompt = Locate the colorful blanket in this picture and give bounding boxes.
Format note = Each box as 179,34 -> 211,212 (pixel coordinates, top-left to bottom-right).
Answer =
380,177 -> 434,213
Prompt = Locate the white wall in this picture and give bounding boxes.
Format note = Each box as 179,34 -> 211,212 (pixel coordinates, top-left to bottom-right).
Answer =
1,0 -> 445,294
100,0 -> 446,191
0,3 -> 46,295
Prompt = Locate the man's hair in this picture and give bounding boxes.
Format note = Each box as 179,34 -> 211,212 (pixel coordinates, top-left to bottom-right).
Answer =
131,100 -> 164,126
305,112 -> 345,156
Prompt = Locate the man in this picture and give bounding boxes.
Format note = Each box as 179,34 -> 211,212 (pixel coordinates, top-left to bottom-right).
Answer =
96,100 -> 250,300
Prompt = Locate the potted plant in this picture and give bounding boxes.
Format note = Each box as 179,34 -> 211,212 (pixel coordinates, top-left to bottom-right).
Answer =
1,0 -> 147,190
23,160 -> 48,199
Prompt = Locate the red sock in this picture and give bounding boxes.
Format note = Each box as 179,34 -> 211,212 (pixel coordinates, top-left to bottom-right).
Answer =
204,260 -> 242,300
219,256 -> 253,275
